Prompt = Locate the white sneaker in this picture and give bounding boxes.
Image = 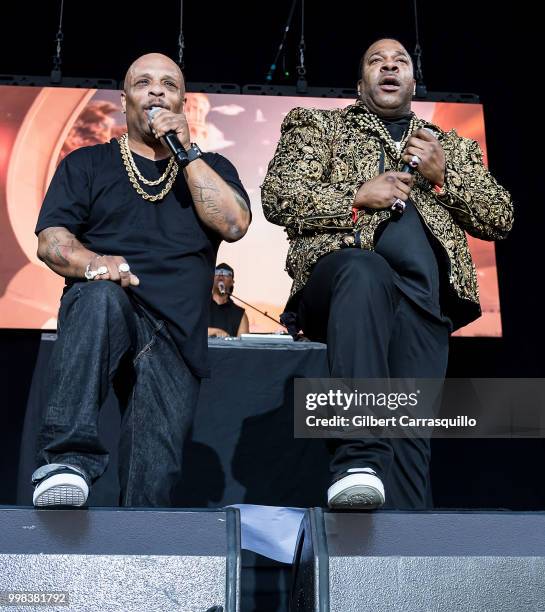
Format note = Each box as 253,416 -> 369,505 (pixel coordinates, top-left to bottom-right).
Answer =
327,467 -> 385,509
32,464 -> 89,507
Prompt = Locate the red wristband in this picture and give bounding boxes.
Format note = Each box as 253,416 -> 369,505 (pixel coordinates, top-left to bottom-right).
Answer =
352,206 -> 359,223
433,184 -> 446,196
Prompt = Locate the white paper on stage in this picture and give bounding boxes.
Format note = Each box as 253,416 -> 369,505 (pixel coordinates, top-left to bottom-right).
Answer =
230,504 -> 305,564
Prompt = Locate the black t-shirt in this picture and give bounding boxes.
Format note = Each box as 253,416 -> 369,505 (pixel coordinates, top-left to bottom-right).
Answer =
374,116 -> 451,328
209,298 -> 245,337
35,139 -> 250,377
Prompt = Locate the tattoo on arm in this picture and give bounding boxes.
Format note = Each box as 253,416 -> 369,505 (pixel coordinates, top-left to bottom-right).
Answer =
188,170 -> 249,239
42,230 -> 76,267
49,239 -> 71,265
191,178 -> 226,221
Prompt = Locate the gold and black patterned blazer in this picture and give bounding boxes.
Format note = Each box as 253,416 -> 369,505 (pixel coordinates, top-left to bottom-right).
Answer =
261,100 -> 514,330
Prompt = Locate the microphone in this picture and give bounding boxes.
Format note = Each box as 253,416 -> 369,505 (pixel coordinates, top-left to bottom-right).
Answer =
393,127 -> 437,214
400,128 -> 436,174
391,161 -> 415,214
218,281 -> 226,295
147,107 -> 189,166
401,160 -> 417,174
401,128 -> 436,174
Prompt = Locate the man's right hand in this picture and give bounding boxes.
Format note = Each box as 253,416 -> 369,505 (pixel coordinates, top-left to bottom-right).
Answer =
353,172 -> 414,210
88,254 -> 140,288
37,228 -> 140,287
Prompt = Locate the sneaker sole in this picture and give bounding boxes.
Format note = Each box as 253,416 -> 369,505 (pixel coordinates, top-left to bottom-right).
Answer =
33,473 -> 89,507
327,472 -> 385,509
328,484 -> 384,509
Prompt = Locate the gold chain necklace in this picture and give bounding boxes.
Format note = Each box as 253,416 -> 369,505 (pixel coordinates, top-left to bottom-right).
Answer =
118,133 -> 178,202
119,133 -> 175,185
360,110 -> 419,160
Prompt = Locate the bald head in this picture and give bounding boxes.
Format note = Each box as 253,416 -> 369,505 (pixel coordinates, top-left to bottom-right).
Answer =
357,38 -> 415,118
123,53 -> 184,93
120,52 -> 186,140
358,38 -> 412,80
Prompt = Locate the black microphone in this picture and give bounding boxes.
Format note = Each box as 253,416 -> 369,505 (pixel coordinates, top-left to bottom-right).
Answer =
401,161 -> 417,174
401,127 -> 437,174
391,161 -> 415,214
392,128 -> 436,213
147,107 -> 189,166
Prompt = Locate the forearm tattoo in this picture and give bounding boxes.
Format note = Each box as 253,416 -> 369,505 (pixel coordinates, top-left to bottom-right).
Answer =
191,178 -> 226,221
188,169 -> 248,240
43,230 -> 77,267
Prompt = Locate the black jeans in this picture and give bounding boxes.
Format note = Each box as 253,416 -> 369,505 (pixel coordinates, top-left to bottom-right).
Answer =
35,281 -> 200,507
298,249 -> 450,509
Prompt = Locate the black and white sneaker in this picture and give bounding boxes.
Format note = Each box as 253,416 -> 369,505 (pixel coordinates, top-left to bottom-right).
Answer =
327,467 -> 385,510
32,463 -> 89,508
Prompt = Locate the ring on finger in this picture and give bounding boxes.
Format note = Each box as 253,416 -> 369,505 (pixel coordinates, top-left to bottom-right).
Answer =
391,197 -> 406,214
118,263 -> 130,273
410,154 -> 421,167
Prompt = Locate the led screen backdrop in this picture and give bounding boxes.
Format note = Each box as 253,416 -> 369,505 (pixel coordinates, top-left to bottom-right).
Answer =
0,86 -> 500,335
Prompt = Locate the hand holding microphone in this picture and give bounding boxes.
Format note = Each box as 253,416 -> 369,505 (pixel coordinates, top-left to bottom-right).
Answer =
353,127 -> 446,214
147,106 -> 191,165
392,128 -> 445,213
353,172 -> 414,212
390,154 -> 420,214
401,128 -> 446,188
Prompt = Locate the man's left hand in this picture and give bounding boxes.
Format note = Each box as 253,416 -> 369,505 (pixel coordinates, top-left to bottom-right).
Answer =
402,128 -> 445,187
149,109 -> 191,150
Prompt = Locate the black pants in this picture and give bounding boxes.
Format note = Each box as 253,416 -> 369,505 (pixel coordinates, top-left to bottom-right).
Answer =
36,281 -> 200,507
298,249 -> 450,509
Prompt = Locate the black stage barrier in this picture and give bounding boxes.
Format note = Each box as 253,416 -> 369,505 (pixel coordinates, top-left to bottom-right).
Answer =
0,506 -> 241,612
292,508 -> 545,612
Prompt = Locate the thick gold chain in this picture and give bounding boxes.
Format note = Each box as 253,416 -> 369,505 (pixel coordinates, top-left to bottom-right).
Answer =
118,133 -> 178,202
119,133 -> 175,185
362,112 -> 419,160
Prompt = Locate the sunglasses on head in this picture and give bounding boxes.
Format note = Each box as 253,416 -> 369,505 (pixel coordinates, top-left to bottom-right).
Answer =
215,269 -> 233,277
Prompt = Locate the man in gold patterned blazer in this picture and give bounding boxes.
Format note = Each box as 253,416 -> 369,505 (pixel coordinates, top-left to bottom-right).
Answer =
261,39 -> 513,510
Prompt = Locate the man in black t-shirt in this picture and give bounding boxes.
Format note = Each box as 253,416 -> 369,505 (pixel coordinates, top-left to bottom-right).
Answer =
208,263 -> 248,338
31,53 -> 251,508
